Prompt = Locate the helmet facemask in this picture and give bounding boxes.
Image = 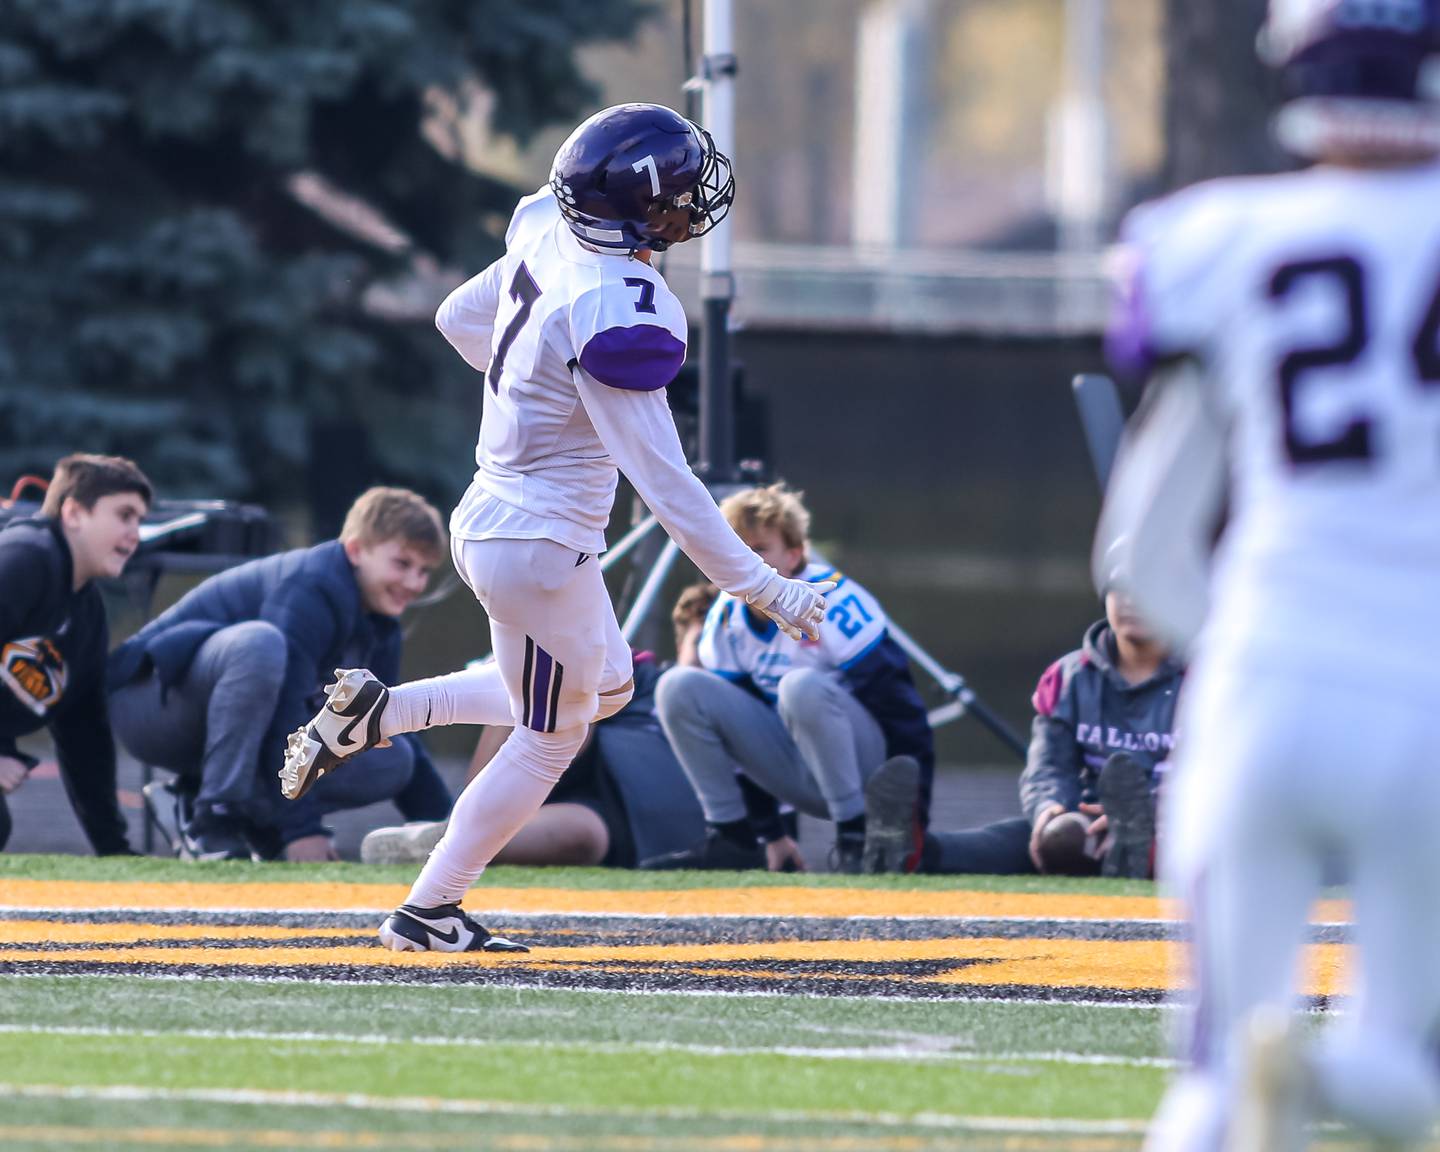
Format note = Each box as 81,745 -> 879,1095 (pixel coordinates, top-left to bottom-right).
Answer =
682,123 -> 735,239
638,125 -> 735,252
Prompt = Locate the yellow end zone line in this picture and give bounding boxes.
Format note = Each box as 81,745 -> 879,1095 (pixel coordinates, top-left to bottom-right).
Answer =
0,923 -> 1355,995
0,880 -> 1352,924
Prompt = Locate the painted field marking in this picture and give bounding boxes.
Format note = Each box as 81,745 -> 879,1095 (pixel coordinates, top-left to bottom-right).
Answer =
0,880 -> 1352,925
0,921 -> 1353,997
0,1022 -> 1179,1069
0,1082 -> 1152,1137
1,968 -> 1180,1009
0,1124 -> 1147,1151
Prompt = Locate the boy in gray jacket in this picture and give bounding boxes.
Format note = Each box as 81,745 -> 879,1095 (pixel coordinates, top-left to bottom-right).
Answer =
922,583 -> 1182,878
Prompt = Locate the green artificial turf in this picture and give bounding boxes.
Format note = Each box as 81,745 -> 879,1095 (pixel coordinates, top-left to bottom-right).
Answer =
0,854 -> 1178,1150
1,975 -> 1171,1061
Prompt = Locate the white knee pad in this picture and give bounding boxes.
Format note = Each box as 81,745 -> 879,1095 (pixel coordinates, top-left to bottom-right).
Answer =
593,677 -> 634,723
506,724 -> 588,785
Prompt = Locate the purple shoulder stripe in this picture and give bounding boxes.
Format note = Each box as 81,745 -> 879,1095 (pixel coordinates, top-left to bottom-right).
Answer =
1104,251 -> 1157,384
579,325 -> 685,392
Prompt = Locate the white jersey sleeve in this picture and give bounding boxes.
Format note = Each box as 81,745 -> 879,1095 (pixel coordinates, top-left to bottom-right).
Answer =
569,269 -> 689,393
568,273 -> 774,601
815,571 -> 890,667
435,257 -> 505,374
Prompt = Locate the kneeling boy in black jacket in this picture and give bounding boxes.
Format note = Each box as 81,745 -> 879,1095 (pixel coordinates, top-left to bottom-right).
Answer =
0,454 -> 153,855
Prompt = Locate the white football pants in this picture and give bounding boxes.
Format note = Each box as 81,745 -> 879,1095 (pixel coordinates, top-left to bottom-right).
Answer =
1145,653 -> 1440,1151
393,536 -> 632,908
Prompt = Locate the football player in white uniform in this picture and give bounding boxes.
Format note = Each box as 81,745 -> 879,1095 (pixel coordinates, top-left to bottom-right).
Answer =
1098,3 -> 1440,1148
279,103 -> 833,953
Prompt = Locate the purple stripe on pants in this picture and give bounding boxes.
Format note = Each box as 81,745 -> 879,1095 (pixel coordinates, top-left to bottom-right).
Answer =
529,644 -> 554,732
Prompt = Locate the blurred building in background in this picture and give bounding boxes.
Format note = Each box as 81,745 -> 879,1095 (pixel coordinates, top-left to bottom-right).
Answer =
444,0 -> 1163,336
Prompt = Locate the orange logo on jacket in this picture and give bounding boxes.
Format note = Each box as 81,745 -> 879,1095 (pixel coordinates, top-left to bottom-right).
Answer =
1,637 -> 67,716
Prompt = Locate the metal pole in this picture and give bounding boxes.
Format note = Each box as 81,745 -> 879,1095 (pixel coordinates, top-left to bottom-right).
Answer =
698,0 -> 738,482
620,538 -> 682,640
598,513 -> 661,572
1054,0 -> 1109,256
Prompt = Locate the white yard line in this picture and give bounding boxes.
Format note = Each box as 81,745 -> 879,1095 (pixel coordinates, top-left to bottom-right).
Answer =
1,968 -> 1177,1009
0,1082 -> 1151,1136
0,1022 -> 1177,1069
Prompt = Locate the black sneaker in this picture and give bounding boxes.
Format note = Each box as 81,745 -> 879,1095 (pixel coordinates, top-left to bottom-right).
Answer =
179,815 -> 252,863
862,755 -> 920,874
378,903 -> 529,953
1097,752 -> 1156,879
831,831 -> 865,875
638,828 -> 765,871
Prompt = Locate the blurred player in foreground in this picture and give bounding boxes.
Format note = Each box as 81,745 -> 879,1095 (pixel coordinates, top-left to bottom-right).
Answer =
280,103 -> 832,952
1100,2 -> 1440,1148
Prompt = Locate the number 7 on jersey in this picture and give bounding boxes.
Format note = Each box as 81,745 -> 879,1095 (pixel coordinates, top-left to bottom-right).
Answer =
487,263 -> 542,394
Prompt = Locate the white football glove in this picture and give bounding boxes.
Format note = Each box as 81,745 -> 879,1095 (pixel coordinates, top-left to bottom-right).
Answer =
745,574 -> 836,642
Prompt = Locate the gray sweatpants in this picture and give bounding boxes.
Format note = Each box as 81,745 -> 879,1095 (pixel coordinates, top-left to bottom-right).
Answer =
110,621 -> 414,838
655,665 -> 885,825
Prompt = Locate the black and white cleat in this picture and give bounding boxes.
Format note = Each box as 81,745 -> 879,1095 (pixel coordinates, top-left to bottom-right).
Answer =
378,903 -> 530,953
279,668 -> 390,801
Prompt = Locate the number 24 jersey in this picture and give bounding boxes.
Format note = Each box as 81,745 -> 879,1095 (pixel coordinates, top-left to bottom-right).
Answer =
1111,162 -> 1440,676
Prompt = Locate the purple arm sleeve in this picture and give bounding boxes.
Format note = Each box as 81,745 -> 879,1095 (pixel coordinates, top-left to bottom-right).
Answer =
578,325 -> 686,393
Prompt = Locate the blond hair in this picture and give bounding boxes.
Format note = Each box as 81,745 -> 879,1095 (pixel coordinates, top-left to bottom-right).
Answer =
40,454 -> 152,518
339,487 -> 445,563
718,482 -> 810,550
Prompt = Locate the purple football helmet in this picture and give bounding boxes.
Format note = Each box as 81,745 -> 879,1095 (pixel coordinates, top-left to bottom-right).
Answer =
1260,0 -> 1440,157
549,103 -> 735,254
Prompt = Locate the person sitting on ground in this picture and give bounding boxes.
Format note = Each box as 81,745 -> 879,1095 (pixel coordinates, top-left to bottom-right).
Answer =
0,454 -> 152,856
647,483 -> 934,874
919,569 -> 1183,878
670,581 -> 718,669
672,579 -> 805,862
108,487 -> 452,862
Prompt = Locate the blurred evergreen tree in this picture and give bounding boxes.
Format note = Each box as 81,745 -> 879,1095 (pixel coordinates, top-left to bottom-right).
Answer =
0,0 -> 651,503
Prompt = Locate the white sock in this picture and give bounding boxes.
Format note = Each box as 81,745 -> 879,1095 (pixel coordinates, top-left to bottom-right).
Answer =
404,724 -> 585,908
381,663 -> 512,739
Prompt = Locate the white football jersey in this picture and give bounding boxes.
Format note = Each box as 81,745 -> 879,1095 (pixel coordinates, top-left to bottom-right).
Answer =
700,563 -> 888,699
1113,163 -> 1440,677
442,188 -> 689,556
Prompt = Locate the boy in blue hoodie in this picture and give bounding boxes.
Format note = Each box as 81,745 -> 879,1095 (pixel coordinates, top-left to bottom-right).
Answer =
108,487 -> 452,861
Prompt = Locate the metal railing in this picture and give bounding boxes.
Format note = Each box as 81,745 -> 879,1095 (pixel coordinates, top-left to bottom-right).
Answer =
661,242 -> 1112,336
